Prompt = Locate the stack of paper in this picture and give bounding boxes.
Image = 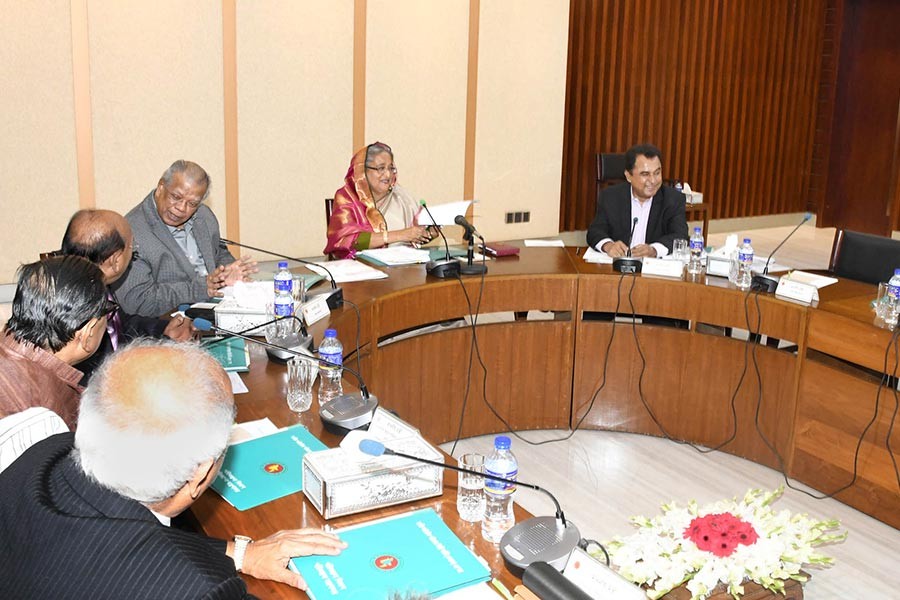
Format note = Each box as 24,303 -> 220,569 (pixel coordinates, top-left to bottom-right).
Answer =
582,247 -> 613,264
358,247 -> 432,266
305,259 -> 389,283
289,508 -> 491,599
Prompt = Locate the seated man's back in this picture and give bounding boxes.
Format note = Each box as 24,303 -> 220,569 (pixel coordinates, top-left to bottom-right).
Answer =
0,432 -> 251,599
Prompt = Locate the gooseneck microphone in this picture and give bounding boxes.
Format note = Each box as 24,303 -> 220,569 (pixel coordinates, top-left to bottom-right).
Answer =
420,200 -> 460,279
219,238 -> 343,309
200,314 -> 313,359
193,318 -> 378,429
750,212 -> 812,293
454,215 -> 488,276
358,439 -> 581,571
612,217 -> 642,274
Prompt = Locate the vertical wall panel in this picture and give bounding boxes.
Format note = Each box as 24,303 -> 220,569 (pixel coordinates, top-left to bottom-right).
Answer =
236,1 -> 353,258
88,1 -> 226,228
366,0 -> 468,209
560,0 -> 827,231
473,0 -> 570,241
0,0 -> 80,281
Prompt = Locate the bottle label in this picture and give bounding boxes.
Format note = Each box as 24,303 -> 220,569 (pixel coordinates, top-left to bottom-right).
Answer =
890,284 -> 900,300
690,239 -> 704,252
484,466 -> 517,495
738,251 -> 753,263
274,277 -> 293,294
274,299 -> 293,317
319,350 -> 342,367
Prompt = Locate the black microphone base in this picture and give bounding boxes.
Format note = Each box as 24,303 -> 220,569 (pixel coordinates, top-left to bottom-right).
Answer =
750,274 -> 779,293
426,259 -> 461,278
319,392 -> 378,431
500,516 -> 581,572
612,256 -> 642,274
309,286 -> 344,309
459,262 -> 488,276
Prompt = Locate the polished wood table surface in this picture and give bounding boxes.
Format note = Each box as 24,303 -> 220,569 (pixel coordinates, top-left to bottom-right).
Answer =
193,244 -> 899,594
191,343 -> 530,598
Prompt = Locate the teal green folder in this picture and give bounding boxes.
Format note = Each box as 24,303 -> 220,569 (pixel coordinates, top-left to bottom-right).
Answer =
204,337 -> 250,372
211,424 -> 327,511
289,508 -> 491,598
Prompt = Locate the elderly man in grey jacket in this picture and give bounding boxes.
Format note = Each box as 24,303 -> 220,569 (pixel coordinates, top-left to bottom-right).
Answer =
113,160 -> 257,316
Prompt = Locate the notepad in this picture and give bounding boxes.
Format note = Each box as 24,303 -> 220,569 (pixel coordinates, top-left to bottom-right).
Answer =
203,337 -> 251,372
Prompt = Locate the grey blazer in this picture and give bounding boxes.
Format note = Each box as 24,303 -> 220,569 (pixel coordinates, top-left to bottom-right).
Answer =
112,191 -> 235,316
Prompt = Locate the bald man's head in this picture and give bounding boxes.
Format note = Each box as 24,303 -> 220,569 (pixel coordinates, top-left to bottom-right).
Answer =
62,209 -> 134,284
75,339 -> 235,504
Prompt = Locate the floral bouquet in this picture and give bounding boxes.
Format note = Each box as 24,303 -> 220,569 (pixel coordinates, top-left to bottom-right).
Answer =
599,487 -> 846,600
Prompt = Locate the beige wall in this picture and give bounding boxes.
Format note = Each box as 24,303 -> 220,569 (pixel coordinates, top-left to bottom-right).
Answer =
0,1 -> 570,282
88,0 -> 226,222
236,1 -> 353,258
0,0 -> 80,278
366,0 -> 469,208
474,0 -> 569,241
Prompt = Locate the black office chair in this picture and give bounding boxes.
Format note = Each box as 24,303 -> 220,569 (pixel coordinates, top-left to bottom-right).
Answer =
828,229 -> 900,284
595,152 -> 627,210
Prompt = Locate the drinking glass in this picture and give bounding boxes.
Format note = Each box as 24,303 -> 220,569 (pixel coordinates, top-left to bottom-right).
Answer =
457,453 -> 486,522
286,357 -> 317,412
293,275 -> 307,305
874,282 -> 890,321
672,239 -> 689,263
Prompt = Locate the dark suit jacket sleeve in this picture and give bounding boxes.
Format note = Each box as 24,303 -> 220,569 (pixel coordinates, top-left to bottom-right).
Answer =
652,188 -> 690,253
113,253 -> 209,317
586,184 -> 629,250
120,311 -> 168,339
201,575 -> 257,600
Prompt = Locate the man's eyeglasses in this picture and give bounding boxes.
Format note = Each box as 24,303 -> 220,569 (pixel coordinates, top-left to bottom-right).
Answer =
365,164 -> 397,176
163,188 -> 204,210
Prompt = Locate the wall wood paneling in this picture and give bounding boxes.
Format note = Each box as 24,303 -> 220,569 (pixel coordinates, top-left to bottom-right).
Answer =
560,0 -> 828,231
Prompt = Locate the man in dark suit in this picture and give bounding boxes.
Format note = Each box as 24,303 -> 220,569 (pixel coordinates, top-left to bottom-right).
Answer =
61,209 -> 194,383
0,340 -> 345,598
113,160 -> 258,316
587,143 -> 688,257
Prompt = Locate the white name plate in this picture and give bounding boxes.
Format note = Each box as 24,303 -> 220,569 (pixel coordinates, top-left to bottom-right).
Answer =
301,295 -> 330,325
563,547 -> 645,599
642,257 -> 685,279
775,277 -> 818,304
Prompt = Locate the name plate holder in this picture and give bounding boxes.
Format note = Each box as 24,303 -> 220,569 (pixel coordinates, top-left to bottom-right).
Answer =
301,295 -> 330,325
775,277 -> 818,304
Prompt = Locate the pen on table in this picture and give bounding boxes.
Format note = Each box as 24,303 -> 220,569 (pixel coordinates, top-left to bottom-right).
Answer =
490,578 -> 514,600
575,246 -> 583,256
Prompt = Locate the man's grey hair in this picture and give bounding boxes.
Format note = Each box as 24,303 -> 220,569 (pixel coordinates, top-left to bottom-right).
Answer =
74,338 -> 235,504
160,160 -> 212,201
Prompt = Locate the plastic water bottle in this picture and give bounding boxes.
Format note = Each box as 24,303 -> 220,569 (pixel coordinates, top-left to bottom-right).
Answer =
688,227 -> 704,274
273,261 -> 294,337
736,238 -> 754,290
886,269 -> 900,327
481,435 -> 517,543
317,328 -> 343,404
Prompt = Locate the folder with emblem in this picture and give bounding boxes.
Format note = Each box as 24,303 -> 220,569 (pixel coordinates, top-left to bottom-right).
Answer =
210,424 -> 327,511
289,508 -> 491,599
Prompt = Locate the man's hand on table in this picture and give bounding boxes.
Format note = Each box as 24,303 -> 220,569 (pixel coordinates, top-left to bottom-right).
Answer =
230,528 -> 347,590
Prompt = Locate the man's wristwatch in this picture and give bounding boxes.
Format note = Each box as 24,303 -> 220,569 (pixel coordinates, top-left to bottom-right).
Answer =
233,535 -> 252,573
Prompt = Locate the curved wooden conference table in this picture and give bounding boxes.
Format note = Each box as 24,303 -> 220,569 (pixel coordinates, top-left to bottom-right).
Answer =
194,243 -> 899,595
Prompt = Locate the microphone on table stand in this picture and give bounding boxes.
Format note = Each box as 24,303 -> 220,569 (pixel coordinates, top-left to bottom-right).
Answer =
219,238 -> 344,309
420,200 -> 460,278
612,217 -> 642,274
358,439 -> 582,572
193,318 -> 378,430
454,215 -> 488,276
750,212 -> 813,293
199,315 -> 314,360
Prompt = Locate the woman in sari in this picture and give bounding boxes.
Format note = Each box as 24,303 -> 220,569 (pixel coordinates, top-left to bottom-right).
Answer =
324,142 -> 434,259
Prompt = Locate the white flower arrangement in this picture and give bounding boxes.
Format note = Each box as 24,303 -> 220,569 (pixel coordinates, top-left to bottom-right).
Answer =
599,487 -> 846,600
